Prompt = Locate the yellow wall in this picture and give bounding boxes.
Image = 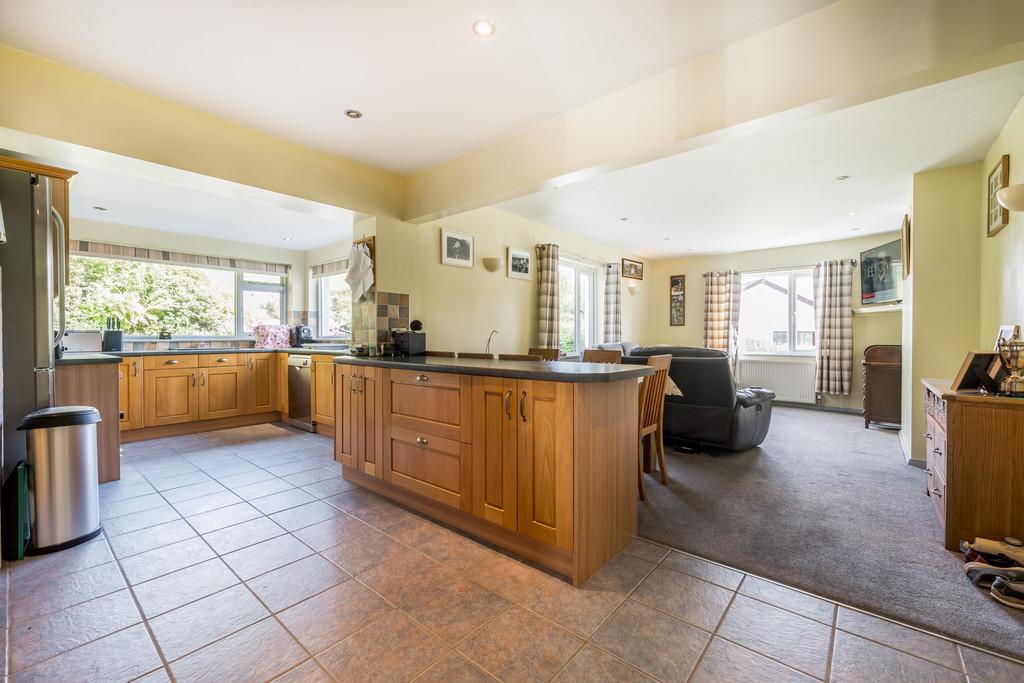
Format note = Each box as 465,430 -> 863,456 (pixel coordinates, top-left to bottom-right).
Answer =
901,163 -> 982,463
979,94 -> 1024,344
643,233 -> 904,411
370,208 -> 650,355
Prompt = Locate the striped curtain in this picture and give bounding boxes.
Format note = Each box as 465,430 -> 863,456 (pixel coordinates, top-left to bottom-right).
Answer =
70,239 -> 290,275
310,258 -> 349,279
536,244 -> 560,349
814,259 -> 855,395
603,263 -> 621,343
703,270 -> 741,370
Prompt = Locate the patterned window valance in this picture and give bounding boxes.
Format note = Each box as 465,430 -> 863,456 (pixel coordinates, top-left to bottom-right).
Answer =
310,258 -> 350,279
70,240 -> 290,275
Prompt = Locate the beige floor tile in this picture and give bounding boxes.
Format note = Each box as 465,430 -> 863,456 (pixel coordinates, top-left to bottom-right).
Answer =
12,561 -> 126,622
11,589 -> 141,672
186,501 -> 262,534
247,554 -> 349,612
202,515 -> 287,555
383,515 -> 449,547
582,552 -> 656,595
691,637 -> 816,683
837,607 -> 959,670
232,477 -> 295,500
660,551 -> 744,590
272,658 -> 334,682
15,623 -> 162,683
148,584 -> 269,661
172,489 -> 244,517
419,529 -> 499,572
830,631 -> 964,683
269,500 -> 342,531
120,536 -> 215,584
148,470 -> 212,492
320,528 -> 408,574
170,617 -> 306,682
11,538 -> 113,585
740,576 -> 836,625
221,534 -> 313,580
623,538 -> 670,564
291,513 -> 372,552
717,594 -> 831,679
417,652 -> 497,682
133,558 -> 239,618
100,492 -> 166,520
554,645 -> 656,682
300,476 -> 357,499
632,566 -> 733,631
216,468 -> 278,488
107,519 -> 197,559
98,480 -> 156,503
278,581 -> 392,654
251,488 -> 318,514
960,645 -> 1024,683
161,479 -> 229,503
404,577 -> 509,644
102,504 -> 181,536
459,605 -> 583,682
281,467 -> 337,488
591,600 -> 710,683
265,460 -> 320,477
325,489 -> 414,529
134,666 -> 173,682
520,576 -> 625,638
317,611 -> 449,682
359,548 -> 455,607
465,554 -> 547,602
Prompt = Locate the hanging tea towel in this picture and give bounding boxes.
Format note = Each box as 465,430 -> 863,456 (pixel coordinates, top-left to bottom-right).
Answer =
346,242 -> 374,301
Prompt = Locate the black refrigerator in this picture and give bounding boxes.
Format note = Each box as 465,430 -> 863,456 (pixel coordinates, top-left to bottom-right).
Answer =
0,166 -> 64,478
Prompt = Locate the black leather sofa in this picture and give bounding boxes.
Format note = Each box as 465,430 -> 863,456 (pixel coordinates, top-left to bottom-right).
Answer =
613,345 -> 776,451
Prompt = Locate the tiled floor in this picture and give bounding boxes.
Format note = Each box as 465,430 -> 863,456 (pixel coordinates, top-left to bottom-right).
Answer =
3,423 -> 1024,682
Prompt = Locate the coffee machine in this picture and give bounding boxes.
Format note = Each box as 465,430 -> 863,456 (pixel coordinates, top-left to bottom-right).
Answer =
290,325 -> 313,347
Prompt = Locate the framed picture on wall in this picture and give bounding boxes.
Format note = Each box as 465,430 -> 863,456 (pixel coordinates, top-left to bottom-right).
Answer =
622,258 -> 644,280
507,247 -> 532,280
988,154 -> 1010,237
669,274 -> 685,326
441,228 -> 474,268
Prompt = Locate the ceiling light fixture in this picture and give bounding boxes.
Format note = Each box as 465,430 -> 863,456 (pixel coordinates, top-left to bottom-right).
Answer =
282,237 -> 294,242
997,183 -> 1024,211
344,109 -> 363,119
472,19 -> 496,37
849,211 -> 857,216
836,175 -> 851,181
92,205 -> 107,211
619,217 -> 628,222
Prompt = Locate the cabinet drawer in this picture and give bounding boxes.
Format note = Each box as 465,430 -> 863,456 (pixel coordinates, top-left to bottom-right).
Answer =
390,368 -> 462,388
387,426 -> 470,510
926,466 -> 946,530
387,372 -> 471,441
925,417 -> 947,481
199,353 -> 241,367
144,354 -> 198,370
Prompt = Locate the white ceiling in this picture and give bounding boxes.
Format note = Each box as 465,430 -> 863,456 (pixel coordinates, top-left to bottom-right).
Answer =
0,0 -> 834,174
498,63 -> 1024,259
70,164 -> 355,251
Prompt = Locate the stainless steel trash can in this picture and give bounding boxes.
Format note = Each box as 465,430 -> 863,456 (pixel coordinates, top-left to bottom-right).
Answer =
17,406 -> 102,553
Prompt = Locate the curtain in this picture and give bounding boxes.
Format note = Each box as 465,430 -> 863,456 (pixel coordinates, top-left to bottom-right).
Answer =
814,259 -> 855,395
70,239 -> 290,275
310,257 -> 349,279
603,263 -> 621,343
536,244 -> 560,349
703,270 -> 741,370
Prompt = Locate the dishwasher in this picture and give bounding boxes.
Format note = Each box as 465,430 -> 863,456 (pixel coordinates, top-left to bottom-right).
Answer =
287,355 -> 315,432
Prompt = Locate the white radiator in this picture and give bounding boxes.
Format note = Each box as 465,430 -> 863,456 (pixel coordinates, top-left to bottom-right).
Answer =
737,358 -> 817,404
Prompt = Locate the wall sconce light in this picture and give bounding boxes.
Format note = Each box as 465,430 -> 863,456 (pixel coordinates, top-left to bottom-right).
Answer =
627,282 -> 638,296
997,184 -> 1024,212
482,257 -> 504,272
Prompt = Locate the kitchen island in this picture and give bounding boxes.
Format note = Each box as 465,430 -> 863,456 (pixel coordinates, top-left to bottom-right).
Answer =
332,355 -> 653,585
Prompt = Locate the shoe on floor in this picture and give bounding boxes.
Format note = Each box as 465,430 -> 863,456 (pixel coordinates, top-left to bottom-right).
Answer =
990,577 -> 1024,609
963,547 -> 1020,568
963,538 -> 1024,565
964,562 -> 1024,587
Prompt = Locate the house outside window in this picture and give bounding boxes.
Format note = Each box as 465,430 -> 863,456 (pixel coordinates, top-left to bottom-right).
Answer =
558,260 -> 596,356
738,268 -> 816,355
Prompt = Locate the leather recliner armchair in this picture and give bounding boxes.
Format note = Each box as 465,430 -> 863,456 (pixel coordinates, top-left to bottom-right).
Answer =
622,346 -> 775,451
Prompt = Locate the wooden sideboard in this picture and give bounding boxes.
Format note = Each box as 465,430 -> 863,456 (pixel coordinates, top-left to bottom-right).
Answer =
863,345 -> 901,428
922,379 -> 1024,551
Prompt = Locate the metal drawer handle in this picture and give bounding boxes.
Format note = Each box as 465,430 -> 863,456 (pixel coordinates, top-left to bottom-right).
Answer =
503,390 -> 512,420
200,372 -> 206,386
415,436 -> 428,446
931,487 -> 942,498
192,372 -> 197,386
217,357 -> 229,363
416,374 -> 429,382
166,359 -> 179,365
520,391 -> 527,422
132,362 -> 138,377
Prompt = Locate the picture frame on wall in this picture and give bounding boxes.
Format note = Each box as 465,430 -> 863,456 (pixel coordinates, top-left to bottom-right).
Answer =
988,154 -> 1010,237
669,274 -> 685,326
440,228 -> 474,268
900,214 -> 910,280
507,247 -> 532,279
622,258 -> 644,280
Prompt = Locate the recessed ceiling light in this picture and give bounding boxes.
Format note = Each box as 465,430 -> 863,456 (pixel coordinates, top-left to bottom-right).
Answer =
663,237 -> 670,241
620,217 -> 628,221
344,109 -> 362,119
92,205 -> 107,211
282,237 -> 294,242
836,175 -> 851,181
851,228 -> 861,232
472,19 -> 496,37
849,211 -> 857,216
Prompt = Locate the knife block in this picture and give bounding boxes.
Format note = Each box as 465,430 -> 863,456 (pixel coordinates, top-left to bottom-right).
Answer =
101,330 -> 123,352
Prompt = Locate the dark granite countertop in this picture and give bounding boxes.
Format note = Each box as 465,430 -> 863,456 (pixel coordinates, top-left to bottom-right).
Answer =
333,355 -> 653,382
56,352 -> 122,365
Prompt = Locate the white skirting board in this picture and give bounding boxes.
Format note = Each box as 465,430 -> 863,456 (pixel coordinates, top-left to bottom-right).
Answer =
737,357 -> 817,404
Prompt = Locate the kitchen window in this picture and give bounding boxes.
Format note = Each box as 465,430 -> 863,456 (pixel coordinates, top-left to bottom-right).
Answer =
558,260 -> 596,357
240,272 -> 286,335
738,268 -> 816,355
317,274 -> 353,339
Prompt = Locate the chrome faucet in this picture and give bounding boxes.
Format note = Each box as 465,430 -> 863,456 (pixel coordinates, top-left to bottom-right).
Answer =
485,329 -> 499,354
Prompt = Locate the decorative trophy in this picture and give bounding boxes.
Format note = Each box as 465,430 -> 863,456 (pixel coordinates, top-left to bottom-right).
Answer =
997,325 -> 1024,397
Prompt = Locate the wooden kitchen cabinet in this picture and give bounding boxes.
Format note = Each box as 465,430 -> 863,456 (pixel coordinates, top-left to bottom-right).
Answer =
336,364 -> 383,476
118,358 -> 144,430
471,376 -> 518,530
312,355 -> 336,427
245,353 -> 277,414
144,366 -> 199,427
199,364 -> 247,420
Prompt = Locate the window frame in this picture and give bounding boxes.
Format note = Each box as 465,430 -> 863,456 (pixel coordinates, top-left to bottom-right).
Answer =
316,275 -> 353,341
738,267 -> 816,357
238,272 -> 288,337
558,259 -> 598,358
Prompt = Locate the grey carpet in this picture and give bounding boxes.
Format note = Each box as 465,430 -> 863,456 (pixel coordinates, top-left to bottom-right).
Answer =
638,406 -> 1024,660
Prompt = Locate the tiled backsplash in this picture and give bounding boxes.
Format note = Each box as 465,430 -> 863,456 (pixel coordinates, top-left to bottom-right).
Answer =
376,291 -> 410,344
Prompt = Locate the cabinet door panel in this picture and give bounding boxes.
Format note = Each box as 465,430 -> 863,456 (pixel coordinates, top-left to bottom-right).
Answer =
312,356 -> 336,426
471,377 -> 518,529
200,366 -> 246,420
359,369 -> 382,477
517,380 -> 574,551
335,364 -> 354,467
387,374 -> 472,442
387,426 -> 469,509
118,362 -> 129,428
247,354 -> 276,414
144,368 -> 198,427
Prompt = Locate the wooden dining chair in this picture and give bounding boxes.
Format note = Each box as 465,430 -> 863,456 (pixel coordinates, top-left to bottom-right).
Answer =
582,349 -> 622,364
498,354 -> 543,361
637,354 -> 672,501
425,350 -> 455,357
528,347 -> 560,361
458,352 -> 495,359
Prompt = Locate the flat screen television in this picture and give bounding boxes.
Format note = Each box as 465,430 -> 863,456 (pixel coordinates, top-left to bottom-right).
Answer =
860,238 -> 903,305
